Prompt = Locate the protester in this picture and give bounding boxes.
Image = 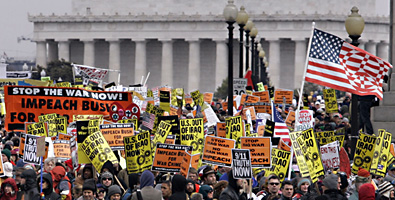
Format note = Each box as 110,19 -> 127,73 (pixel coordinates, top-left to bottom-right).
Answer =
0,178 -> 18,200
292,178 -> 311,200
20,169 -> 40,200
378,181 -> 395,200
315,173 -> 346,200
131,170 -> 162,200
52,165 -> 72,200
38,172 -> 60,200
280,180 -> 293,200
218,169 -> 247,200
358,183 -> 375,200
199,185 -> 214,200
349,168 -> 372,200
169,174 -> 187,200
260,175 -> 281,200
213,181 -> 228,200
107,185 -> 122,200
202,166 -> 217,185
97,184 -> 106,200
186,179 -> 196,198
161,180 -> 172,200
44,157 -> 57,172
79,179 -> 97,200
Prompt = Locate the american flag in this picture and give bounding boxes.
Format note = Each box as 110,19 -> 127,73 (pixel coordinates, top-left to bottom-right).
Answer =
306,29 -> 392,100
274,122 -> 290,137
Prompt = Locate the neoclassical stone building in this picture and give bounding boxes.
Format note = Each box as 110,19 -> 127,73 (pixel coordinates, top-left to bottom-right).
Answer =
28,0 -> 389,92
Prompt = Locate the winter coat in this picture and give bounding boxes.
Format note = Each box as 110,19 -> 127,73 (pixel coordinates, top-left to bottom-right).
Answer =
51,166 -> 72,200
21,169 -> 41,200
39,173 -> 61,200
314,189 -> 347,200
0,178 -> 18,200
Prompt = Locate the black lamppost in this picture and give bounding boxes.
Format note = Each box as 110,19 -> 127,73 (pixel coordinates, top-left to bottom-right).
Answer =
244,20 -> 254,73
250,26 -> 258,88
259,49 -> 267,84
236,6 -> 249,78
345,6 -> 365,159
254,37 -> 260,83
223,0 -> 238,116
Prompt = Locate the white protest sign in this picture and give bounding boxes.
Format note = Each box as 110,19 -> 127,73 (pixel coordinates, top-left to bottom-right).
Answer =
294,110 -> 314,131
320,141 -> 340,169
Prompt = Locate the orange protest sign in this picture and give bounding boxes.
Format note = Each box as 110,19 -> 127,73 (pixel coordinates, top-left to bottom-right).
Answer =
245,95 -> 260,104
242,107 -> 256,121
244,103 -> 271,114
285,111 -> 296,128
191,153 -> 200,170
202,135 -> 235,166
241,137 -> 271,167
216,122 -> 226,138
278,138 -> 291,152
203,93 -> 214,104
170,106 -> 178,116
274,90 -> 293,104
58,133 -> 72,141
100,124 -> 134,150
185,98 -> 193,105
152,144 -> 192,172
165,135 -> 176,144
19,133 -> 26,158
4,86 -> 133,131
257,125 -> 265,136
53,140 -> 71,160
180,151 -> 192,178
253,91 -> 270,103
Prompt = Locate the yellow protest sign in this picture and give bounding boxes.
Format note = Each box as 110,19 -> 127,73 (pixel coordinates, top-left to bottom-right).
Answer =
56,82 -> 72,88
377,131 -> 392,176
180,118 -> 204,154
117,118 -> 138,129
81,131 -> 119,172
38,113 -> 57,137
370,129 -> 385,174
225,116 -> 243,147
289,131 -> 310,178
88,119 -> 100,134
55,117 -> 67,134
296,134 -> 317,183
264,148 -> 291,182
299,128 -> 324,178
26,122 -> 48,137
159,90 -> 171,112
314,131 -> 335,139
352,132 -> 376,174
323,89 -> 338,113
318,135 -> 345,147
245,123 -> 251,137
256,82 -> 265,92
73,115 -> 103,123
123,131 -> 152,173
152,121 -> 172,153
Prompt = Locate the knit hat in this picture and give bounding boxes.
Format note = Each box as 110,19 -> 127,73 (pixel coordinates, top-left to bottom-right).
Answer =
199,185 -> 213,200
358,168 -> 370,177
359,183 -> 375,200
322,174 -> 338,190
3,162 -> 13,178
378,181 -> 394,198
297,178 -> 311,188
83,179 -> 97,193
107,185 -> 121,198
140,170 -> 155,189
101,171 -> 113,181
64,159 -> 73,170
2,149 -> 11,161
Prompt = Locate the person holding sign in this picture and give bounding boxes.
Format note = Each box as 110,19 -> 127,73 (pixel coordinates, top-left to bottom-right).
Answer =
131,170 -> 162,200
218,169 -> 247,200
37,173 -> 60,200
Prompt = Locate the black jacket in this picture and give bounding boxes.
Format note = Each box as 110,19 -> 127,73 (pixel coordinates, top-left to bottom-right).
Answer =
39,173 -> 61,200
314,189 -> 347,200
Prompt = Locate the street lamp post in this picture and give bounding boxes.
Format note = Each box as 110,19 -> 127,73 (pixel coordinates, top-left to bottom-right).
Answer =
223,0 -> 238,116
259,50 -> 266,84
244,20 -> 254,73
255,37 -> 260,82
250,26 -> 258,89
345,6 -> 365,160
236,6 -> 249,78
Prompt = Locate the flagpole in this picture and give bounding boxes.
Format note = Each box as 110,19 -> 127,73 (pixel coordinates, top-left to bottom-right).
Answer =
296,22 -> 316,113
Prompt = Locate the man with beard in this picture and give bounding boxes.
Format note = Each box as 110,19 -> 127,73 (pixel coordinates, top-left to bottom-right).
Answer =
218,169 -> 247,200
186,179 -> 196,198
20,169 -> 40,200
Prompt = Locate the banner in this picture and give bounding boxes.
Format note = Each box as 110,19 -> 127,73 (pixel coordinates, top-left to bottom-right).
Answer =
323,89 -> 338,113
202,135 -> 235,166
53,140 -> 71,161
100,123 -> 134,150
320,141 -> 340,169
231,149 -> 253,179
123,131 -> 152,173
264,148 -> 291,182
240,137 -> 271,168
180,118 -> 204,154
81,131 -> 118,172
377,131 -> 392,176
352,132 -> 376,174
152,144 -> 192,172
4,86 -> 133,130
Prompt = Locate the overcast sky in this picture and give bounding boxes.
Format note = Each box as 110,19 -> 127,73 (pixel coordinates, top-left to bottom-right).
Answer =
0,0 -> 390,60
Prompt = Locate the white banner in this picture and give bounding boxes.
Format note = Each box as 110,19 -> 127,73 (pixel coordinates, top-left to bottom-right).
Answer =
320,141 -> 340,169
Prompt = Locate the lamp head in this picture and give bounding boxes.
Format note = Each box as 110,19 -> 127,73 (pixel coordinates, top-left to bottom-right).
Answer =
345,6 -> 365,36
223,0 -> 238,23
236,6 -> 249,25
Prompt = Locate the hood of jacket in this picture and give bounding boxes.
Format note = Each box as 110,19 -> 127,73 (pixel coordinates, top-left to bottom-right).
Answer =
21,169 -> 37,191
172,174 -> 187,193
140,170 -> 155,189
51,166 -> 66,182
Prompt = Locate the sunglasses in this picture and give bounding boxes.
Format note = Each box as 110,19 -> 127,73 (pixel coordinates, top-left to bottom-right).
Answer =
103,178 -> 112,181
269,182 -> 280,186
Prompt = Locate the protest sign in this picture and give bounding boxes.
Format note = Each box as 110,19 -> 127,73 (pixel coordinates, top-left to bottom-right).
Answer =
323,89 -> 338,113
73,115 -> 103,122
55,116 -> 68,134
278,138 -> 291,152
289,131 -> 312,178
81,131 -> 119,172
19,133 -> 26,158
180,118 -> 204,154
36,137 -> 46,157
245,102 -> 271,114
318,135 -> 345,147
225,116 -> 243,142
23,134 -> 42,165
158,115 -> 180,140
352,132 -> 376,173
294,110 -> 314,131
180,151 -> 192,178
165,135 -> 176,145
296,134 -> 317,182
264,148 -> 291,182
0,78 -> 49,91
202,135 -> 235,167
100,123 -> 134,150
26,121 -> 48,137
88,119 -> 100,134
231,149 -> 253,179
152,144 -> 192,172
123,131 -> 152,173
253,91 -> 270,103
320,141 -> 340,169
38,113 -> 57,137
377,131 -> 392,176
152,121 -> 172,154
58,133 -> 72,141
77,120 -> 91,164
159,90 -> 170,112
203,93 -> 214,104
53,140 -> 71,160
314,131 -> 335,139
285,111 -> 295,128
204,105 -> 220,127
370,129 -> 385,174
264,120 -> 275,137
4,86 -> 133,131
274,90 -> 293,104
299,128 -> 324,177
233,78 -> 247,95
245,123 -> 252,137
216,122 -> 226,138
240,137 -> 271,168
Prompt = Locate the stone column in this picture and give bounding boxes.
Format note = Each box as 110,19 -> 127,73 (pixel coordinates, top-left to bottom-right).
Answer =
268,39 -> 281,88
365,41 -> 377,56
83,40 -> 95,67
134,39 -> 147,84
58,40 -> 70,61
214,39 -> 228,88
47,41 -> 58,62
377,42 -> 389,62
187,39 -> 201,92
294,39 -> 306,87
160,39 -> 173,86
35,40 -> 47,68
108,39 -> 121,84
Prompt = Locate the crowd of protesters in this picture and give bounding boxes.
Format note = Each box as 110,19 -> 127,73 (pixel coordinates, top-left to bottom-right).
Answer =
0,89 -> 388,200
